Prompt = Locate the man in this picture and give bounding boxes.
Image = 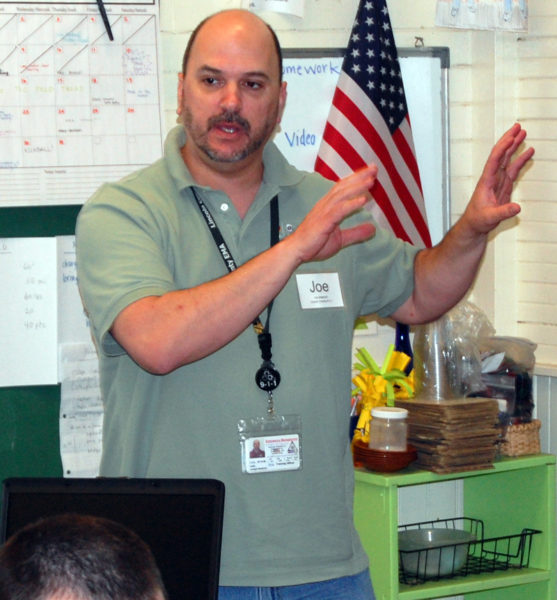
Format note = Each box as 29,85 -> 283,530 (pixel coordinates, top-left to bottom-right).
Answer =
249,440 -> 265,458
0,514 -> 167,600
75,9 -> 533,599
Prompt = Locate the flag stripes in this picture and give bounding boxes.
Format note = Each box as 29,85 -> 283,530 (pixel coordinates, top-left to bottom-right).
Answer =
315,0 -> 432,249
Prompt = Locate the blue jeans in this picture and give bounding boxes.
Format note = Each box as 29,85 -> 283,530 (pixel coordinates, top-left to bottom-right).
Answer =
218,569 -> 375,599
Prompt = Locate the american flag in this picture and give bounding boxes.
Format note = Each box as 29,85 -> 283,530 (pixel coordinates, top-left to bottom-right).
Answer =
315,0 -> 432,249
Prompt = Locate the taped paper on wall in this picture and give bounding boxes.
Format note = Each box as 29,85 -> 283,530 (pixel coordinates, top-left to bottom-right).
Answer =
0,237 -> 58,386
435,0 -> 528,31
59,342 -> 102,478
242,0 -> 304,19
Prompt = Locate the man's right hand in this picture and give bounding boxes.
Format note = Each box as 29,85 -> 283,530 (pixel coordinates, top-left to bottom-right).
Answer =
110,164 -> 379,374
286,164 -> 378,265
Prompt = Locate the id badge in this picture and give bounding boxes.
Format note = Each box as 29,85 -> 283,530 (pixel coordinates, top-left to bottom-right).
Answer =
238,414 -> 302,474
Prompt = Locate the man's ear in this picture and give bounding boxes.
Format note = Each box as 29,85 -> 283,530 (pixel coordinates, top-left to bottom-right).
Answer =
276,81 -> 287,126
176,72 -> 184,118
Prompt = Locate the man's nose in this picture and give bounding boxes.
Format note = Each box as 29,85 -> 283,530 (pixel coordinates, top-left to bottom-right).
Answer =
219,82 -> 242,112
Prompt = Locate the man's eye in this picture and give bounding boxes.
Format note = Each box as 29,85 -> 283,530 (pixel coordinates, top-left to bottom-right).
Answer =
244,81 -> 263,90
203,77 -> 219,86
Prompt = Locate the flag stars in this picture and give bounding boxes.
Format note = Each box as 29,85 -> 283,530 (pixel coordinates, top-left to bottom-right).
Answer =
338,0 -> 407,134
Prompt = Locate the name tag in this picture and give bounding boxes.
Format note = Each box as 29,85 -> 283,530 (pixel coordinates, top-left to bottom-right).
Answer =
295,272 -> 344,309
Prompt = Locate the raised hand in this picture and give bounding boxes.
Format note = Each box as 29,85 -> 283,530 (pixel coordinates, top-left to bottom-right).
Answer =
288,164 -> 378,264
463,123 -> 534,235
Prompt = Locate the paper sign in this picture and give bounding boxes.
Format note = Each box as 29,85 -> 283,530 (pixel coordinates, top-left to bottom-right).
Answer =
57,235 -> 94,346
0,238 -> 58,386
59,342 -> 103,478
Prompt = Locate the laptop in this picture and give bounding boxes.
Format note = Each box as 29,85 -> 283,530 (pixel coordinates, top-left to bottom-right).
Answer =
0,477 -> 225,600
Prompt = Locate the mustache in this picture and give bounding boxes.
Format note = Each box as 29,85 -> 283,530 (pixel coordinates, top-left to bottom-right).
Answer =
207,111 -> 250,132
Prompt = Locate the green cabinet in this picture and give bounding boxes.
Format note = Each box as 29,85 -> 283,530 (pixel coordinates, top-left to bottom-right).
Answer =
354,454 -> 556,600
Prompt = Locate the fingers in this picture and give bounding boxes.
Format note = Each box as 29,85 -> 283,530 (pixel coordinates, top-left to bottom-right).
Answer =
498,124 -> 533,173
507,146 -> 535,180
318,164 -> 377,223
340,222 -> 376,247
483,124 -> 533,195
489,201 -> 521,230
489,124 -> 524,167
329,164 -> 377,201
336,164 -> 377,201
292,163 -> 378,263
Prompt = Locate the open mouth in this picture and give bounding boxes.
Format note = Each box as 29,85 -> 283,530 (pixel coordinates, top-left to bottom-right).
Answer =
209,112 -> 250,136
216,122 -> 243,135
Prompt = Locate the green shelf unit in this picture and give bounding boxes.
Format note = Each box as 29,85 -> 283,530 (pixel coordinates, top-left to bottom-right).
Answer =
354,455 -> 556,600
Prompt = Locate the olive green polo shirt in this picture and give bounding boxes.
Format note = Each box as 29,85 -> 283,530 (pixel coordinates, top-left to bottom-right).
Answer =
76,125 -> 419,586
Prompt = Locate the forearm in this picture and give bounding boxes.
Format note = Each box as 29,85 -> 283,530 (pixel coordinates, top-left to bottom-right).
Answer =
111,234 -> 304,374
393,216 -> 488,324
392,124 -> 533,325
110,166 -> 378,373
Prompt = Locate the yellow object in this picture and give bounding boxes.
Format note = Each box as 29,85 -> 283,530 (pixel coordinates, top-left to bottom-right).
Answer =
351,345 -> 414,445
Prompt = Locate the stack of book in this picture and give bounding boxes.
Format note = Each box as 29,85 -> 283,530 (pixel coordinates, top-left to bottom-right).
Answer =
395,397 -> 500,474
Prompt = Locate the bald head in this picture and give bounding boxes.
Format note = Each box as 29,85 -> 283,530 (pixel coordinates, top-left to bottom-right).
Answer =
182,10 -> 283,83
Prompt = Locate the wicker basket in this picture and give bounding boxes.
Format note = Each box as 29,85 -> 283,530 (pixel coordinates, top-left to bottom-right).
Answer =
501,419 -> 541,457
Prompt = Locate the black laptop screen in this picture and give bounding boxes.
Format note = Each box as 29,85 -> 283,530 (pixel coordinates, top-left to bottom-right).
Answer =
0,478 -> 225,600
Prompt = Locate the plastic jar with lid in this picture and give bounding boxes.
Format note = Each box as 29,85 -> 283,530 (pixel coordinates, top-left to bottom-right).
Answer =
368,406 -> 408,451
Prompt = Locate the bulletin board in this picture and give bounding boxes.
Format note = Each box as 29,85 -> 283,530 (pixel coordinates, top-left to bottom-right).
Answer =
0,0 -> 164,483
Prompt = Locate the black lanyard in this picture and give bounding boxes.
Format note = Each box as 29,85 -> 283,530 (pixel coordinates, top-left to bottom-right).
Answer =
191,188 -> 281,412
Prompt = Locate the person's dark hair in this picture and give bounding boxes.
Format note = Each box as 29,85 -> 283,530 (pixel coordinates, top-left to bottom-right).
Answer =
181,12 -> 283,83
0,513 -> 167,600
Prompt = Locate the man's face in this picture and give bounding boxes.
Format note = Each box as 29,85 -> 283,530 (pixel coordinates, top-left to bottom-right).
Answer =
178,12 -> 286,169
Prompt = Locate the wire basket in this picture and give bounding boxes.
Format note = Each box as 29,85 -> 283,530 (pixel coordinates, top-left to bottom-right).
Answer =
398,517 -> 541,585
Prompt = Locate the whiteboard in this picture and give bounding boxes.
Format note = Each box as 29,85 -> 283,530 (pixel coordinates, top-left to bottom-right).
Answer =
274,48 -> 450,245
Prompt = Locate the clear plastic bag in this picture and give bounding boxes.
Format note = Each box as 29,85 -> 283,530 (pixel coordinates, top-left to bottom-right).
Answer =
414,301 -> 495,400
478,336 -> 537,422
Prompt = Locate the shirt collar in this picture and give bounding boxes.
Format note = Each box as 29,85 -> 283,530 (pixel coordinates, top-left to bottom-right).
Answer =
164,125 -> 305,194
